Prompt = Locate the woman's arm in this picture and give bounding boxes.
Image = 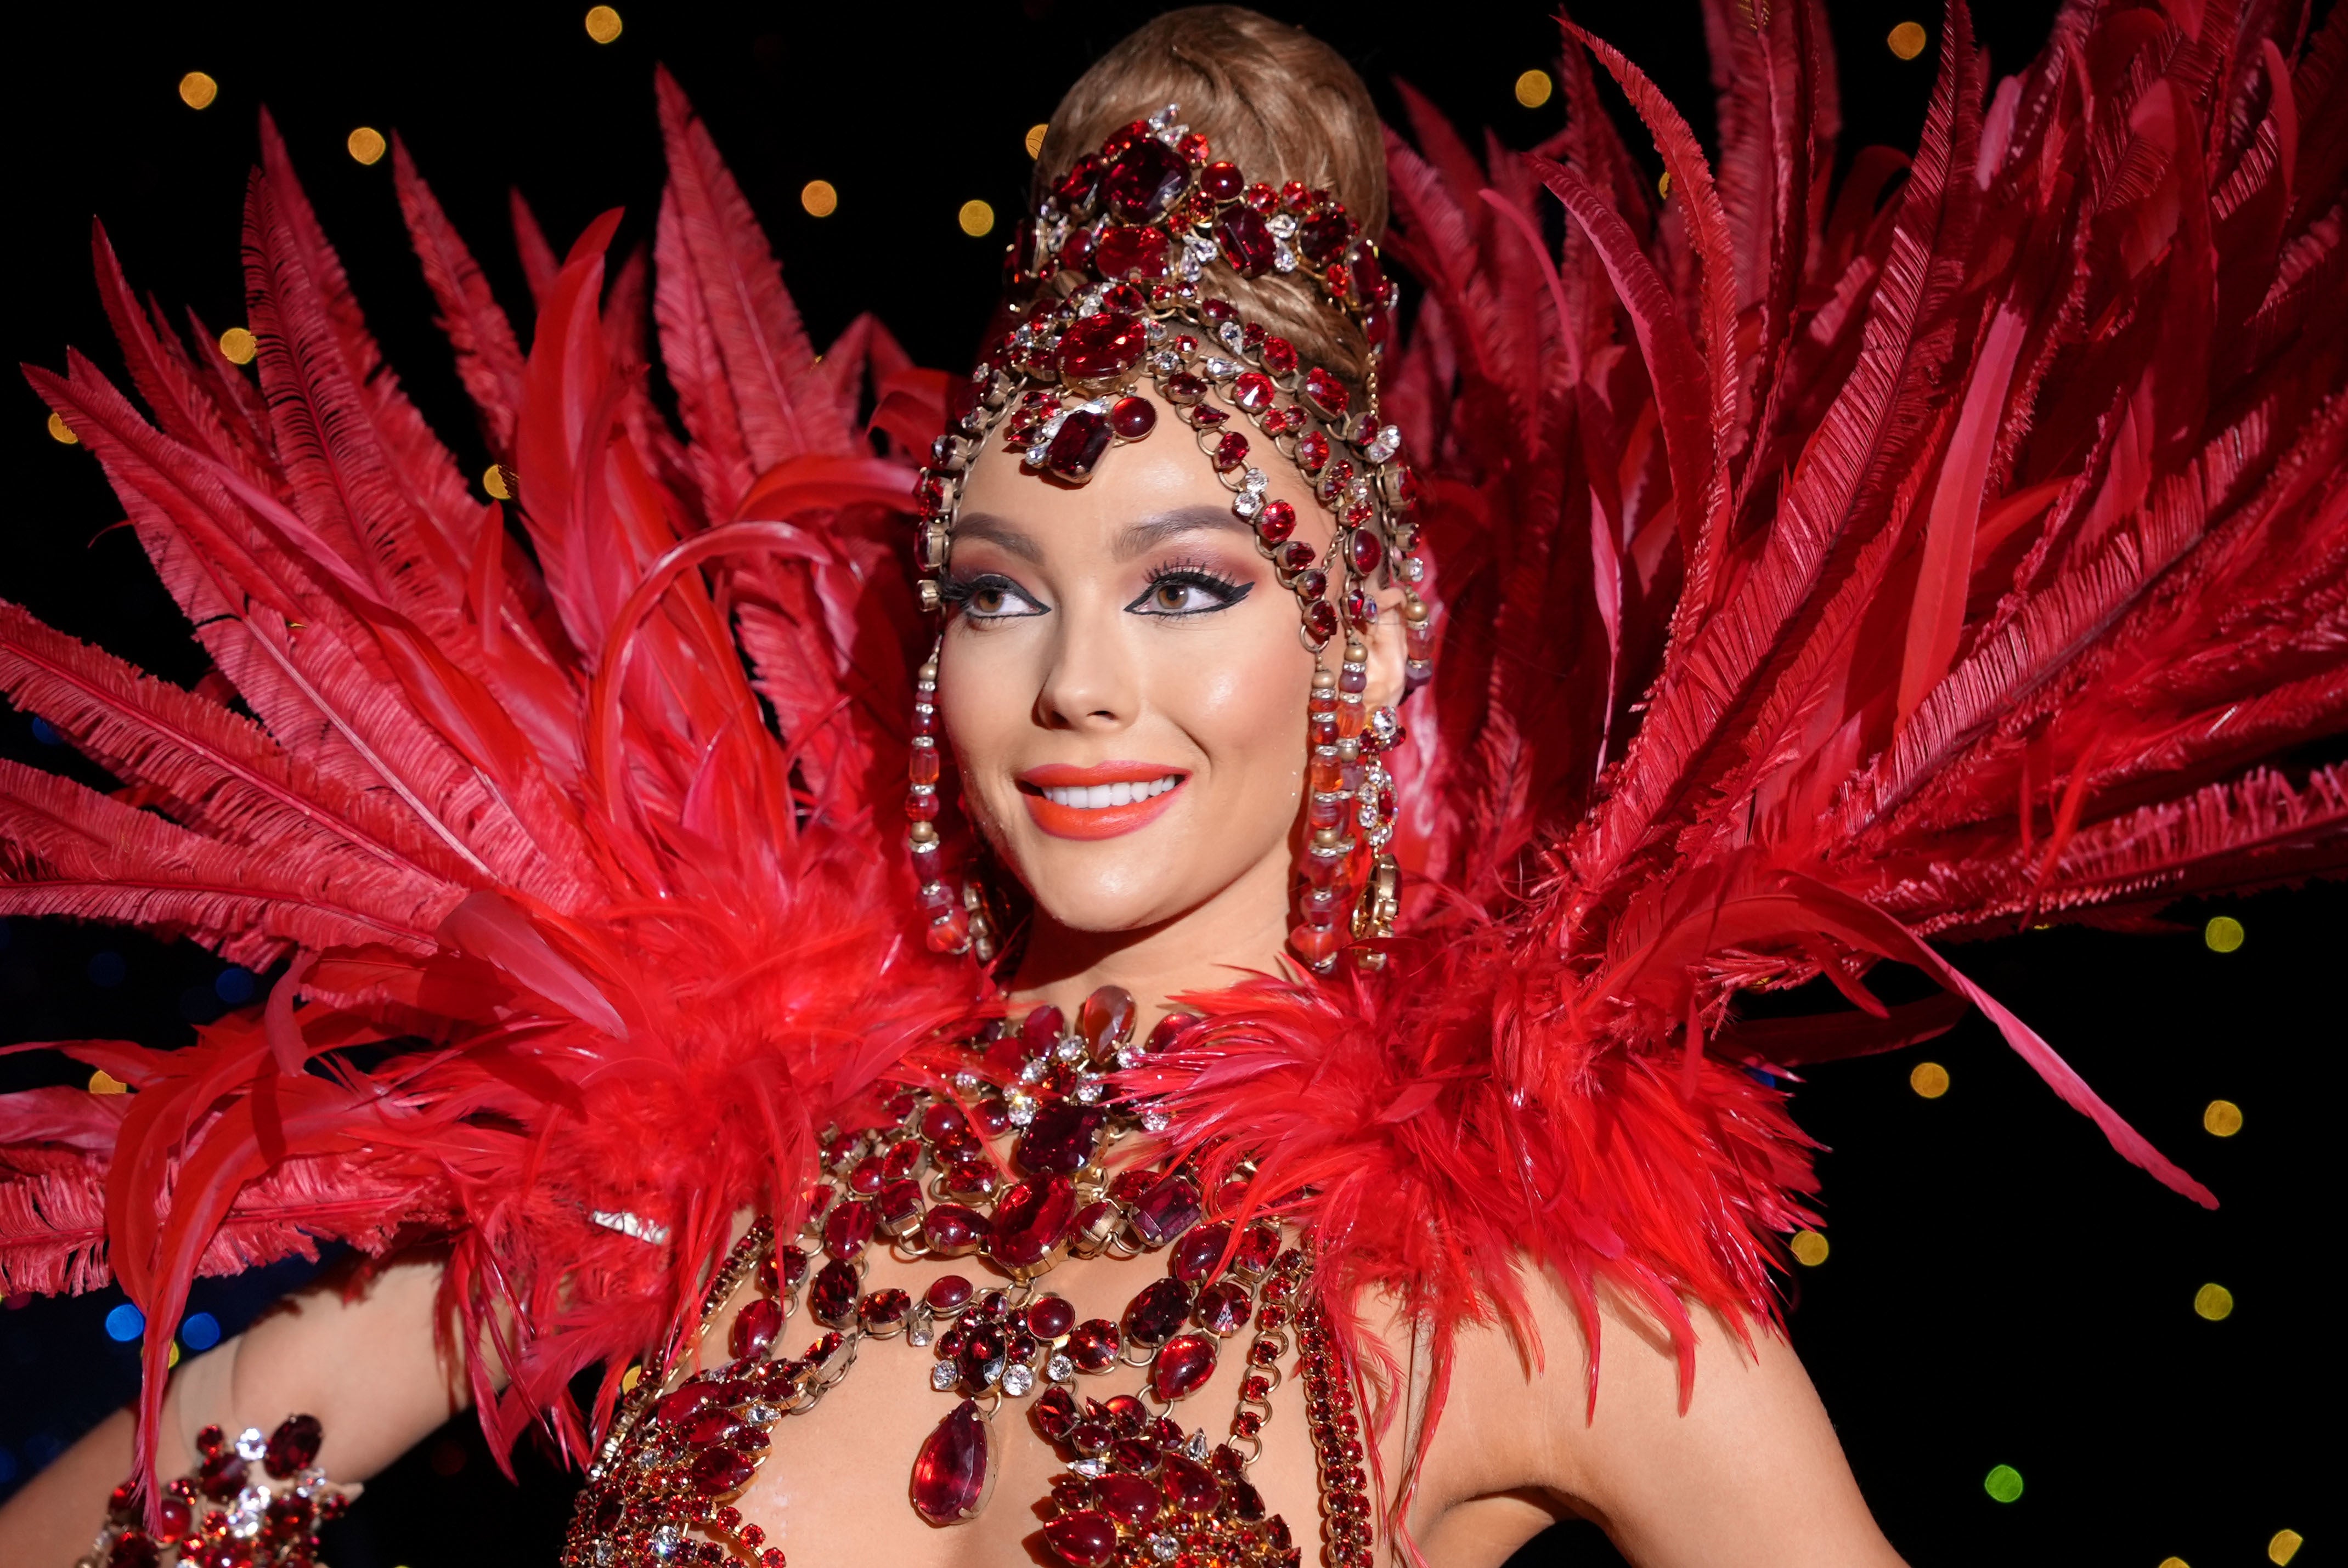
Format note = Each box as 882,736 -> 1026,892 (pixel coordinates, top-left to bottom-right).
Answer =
1408,1275 -> 1907,1567
0,1253 -> 479,1567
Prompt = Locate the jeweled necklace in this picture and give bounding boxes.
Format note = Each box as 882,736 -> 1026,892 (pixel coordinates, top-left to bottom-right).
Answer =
561,987 -> 1374,1568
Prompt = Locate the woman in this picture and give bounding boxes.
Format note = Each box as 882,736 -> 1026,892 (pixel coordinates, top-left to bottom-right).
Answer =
2,4 -> 2340,1566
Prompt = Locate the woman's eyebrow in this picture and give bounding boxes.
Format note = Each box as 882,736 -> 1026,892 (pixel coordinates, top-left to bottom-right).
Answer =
1115,506 -> 1257,560
951,512 -> 1043,562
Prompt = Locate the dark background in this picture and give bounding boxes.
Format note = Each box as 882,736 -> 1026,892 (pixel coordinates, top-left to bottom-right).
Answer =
0,2 -> 2329,1565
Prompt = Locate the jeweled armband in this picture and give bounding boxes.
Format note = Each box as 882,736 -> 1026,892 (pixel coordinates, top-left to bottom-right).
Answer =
82,1416 -> 350,1568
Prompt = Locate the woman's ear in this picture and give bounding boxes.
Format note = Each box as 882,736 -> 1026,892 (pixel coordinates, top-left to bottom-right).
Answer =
1361,577 -> 1410,710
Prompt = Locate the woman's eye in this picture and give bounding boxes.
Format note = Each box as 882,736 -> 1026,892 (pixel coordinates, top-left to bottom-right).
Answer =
1129,571 -> 1251,616
950,574 -> 1046,620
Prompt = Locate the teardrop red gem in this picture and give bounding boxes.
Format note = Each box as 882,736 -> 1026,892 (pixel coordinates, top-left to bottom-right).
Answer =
1043,1508 -> 1120,1567
910,1398 -> 994,1525
1150,1331 -> 1218,1401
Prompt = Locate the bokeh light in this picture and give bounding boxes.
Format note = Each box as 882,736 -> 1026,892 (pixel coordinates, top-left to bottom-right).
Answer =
179,71 -> 218,111
104,1302 -> 145,1341
584,5 -> 623,43
1515,69 -> 1553,109
46,411 -> 78,445
1658,171 -> 1672,199
1983,1463 -> 2024,1503
2203,1099 -> 2242,1136
218,326 -> 258,365
958,199 -> 996,237
2159,1559 -> 2189,1567
2193,1282 -> 2234,1321
87,1069 -> 128,1095
1910,1060 -> 1950,1098
347,127 -> 387,166
180,1311 -> 222,1351
1790,1229 -> 1830,1266
801,179 -> 838,218
483,463 -> 512,501
1888,21 -> 1931,59
2270,1530 -> 2304,1565
87,950 -> 127,988
1025,122 -> 1048,159
2204,914 -> 2244,952
215,966 -> 256,1005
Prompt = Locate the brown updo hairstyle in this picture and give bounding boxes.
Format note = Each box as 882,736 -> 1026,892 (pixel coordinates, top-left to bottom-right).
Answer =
1033,6 -> 1387,391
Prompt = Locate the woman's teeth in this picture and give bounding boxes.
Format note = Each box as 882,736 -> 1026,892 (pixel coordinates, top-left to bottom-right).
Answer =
1042,776 -> 1182,809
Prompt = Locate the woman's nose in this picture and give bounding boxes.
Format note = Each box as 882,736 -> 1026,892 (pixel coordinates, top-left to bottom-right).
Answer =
1034,595 -> 1137,730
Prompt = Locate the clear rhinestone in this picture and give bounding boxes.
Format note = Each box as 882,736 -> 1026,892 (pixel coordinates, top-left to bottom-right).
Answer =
1008,1102 -> 1037,1128
1001,1363 -> 1035,1397
1267,213 -> 1298,239
1024,443 -> 1051,469
746,1401 -> 780,1423
1233,490 -> 1263,519
594,1542 -> 615,1566
953,1071 -> 981,1091
1364,424 -> 1402,463
932,1362 -> 961,1391
1150,350 -> 1181,375
1142,1111 -> 1171,1133
1056,1039 -> 1087,1064
1218,322 -> 1245,351
1070,1457 -> 1108,1478
1273,240 -> 1299,274
651,1524 -> 683,1560
1150,1535 -> 1180,1560
1047,1353 -> 1075,1381
1204,356 -> 1239,381
1073,1080 -> 1105,1104
1185,1429 -> 1209,1460
1116,1047 -> 1143,1069
1021,1058 -> 1049,1084
234,1427 -> 267,1462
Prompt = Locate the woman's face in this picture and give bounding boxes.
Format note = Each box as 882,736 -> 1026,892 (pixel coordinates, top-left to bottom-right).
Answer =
937,388 -> 1329,941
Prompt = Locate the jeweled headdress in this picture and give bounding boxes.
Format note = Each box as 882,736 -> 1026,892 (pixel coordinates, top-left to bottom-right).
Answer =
906,105 -> 1433,970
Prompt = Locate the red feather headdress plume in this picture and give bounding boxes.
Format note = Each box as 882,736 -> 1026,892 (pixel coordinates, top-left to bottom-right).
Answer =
4,3 -> 2347,1543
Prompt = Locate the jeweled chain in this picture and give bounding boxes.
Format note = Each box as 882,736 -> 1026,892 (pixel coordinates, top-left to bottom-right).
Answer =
83,1416 -> 346,1568
562,988 -> 1380,1568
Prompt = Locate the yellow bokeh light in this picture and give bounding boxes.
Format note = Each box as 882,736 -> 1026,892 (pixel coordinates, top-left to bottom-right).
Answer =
2203,1099 -> 2242,1137
621,1363 -> 642,1392
483,465 -> 512,501
2270,1530 -> 2304,1566
218,327 -> 258,365
2159,1559 -> 2189,1568
47,412 -> 79,446
1025,123 -> 1049,160
959,199 -> 996,237
1910,1061 -> 1950,1098
1790,1229 -> 1829,1266
1515,69 -> 1554,109
347,127 -> 387,166
88,1069 -> 128,1095
1658,171 -> 1673,200
1888,21 -> 1930,59
179,71 -> 219,111
2204,914 -> 2244,952
168,1339 -> 182,1368
584,5 -> 623,43
2193,1282 -> 2233,1321
801,179 -> 838,218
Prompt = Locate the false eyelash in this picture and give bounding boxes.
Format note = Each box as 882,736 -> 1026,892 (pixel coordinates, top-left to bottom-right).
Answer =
936,571 -> 1014,608
1143,558 -> 1248,597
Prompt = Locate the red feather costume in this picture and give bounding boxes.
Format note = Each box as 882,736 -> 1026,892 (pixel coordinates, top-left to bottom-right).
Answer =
4,0 -> 2345,1543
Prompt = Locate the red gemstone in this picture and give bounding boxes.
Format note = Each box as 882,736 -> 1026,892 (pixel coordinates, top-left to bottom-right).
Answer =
690,1445 -> 757,1497
921,1102 -> 969,1144
876,1177 -> 924,1235
1059,312 -> 1149,382
883,1138 -> 924,1180
730,1295 -> 782,1360
910,1399 -> 995,1525
822,1199 -> 876,1258
1015,1101 -> 1105,1175
684,1408 -> 746,1448
1151,1332 -> 1218,1401
1080,986 -> 1136,1054
1279,541 -> 1319,574
847,1156 -> 885,1195
262,1414 -> 322,1479
1299,211 -> 1350,262
1046,411 -> 1114,480
1102,138 -> 1189,220
1161,1452 -> 1223,1515
1350,242 -> 1390,308
1189,402 -> 1229,427
810,1259 -> 860,1327
1023,1003 -> 1067,1052
1234,1223 -> 1281,1275
1212,432 -> 1250,472
1055,154 -> 1103,206
1213,206 -> 1277,277
1026,1295 -> 1077,1339
1305,599 -> 1340,645
860,1287 -> 911,1334
956,1321 -> 1007,1388
926,1273 -> 974,1314
1291,923 -> 1343,964
657,1383 -> 715,1425
1092,224 -> 1169,280
1200,296 -> 1237,325
1348,528 -> 1384,575
1066,1318 -> 1121,1372
198,1450 -> 246,1500
1243,182 -> 1277,213
1226,1477 -> 1267,1521
1194,1281 -> 1252,1336
1200,160 -> 1243,200
1110,396 -> 1156,438
1128,1174 -> 1203,1246
1122,1277 -> 1193,1346
1172,1223 -> 1234,1283
924,1203 -> 989,1256
1092,1470 -> 1162,1529
1164,372 -> 1208,405
1056,228 -> 1097,272
1260,341 -> 1297,379
987,1175 -> 1076,1270
1257,500 -> 1297,544
1034,1384 -> 1080,1441
1305,366 -> 1351,417
1297,429 -> 1331,472
1231,371 -> 1276,412
1043,1509 -> 1119,1567
107,1533 -> 158,1568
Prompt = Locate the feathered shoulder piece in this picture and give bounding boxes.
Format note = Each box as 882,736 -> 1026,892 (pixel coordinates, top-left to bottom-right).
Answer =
1,72 -> 978,1484
1131,0 -> 2348,1451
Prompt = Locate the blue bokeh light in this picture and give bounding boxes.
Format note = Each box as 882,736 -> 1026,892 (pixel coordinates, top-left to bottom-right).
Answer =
29,717 -> 63,746
179,1311 -> 222,1351
214,966 -> 257,1005
103,1302 -> 145,1342
87,950 -> 127,988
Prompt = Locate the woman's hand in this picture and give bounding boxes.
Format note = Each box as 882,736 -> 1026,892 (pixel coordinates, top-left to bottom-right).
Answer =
0,1251 -> 482,1567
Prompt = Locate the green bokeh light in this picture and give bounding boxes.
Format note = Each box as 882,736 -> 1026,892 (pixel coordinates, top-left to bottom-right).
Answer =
1984,1464 -> 2025,1503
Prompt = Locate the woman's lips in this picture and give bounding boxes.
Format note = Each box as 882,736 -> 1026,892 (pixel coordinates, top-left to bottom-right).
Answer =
1018,763 -> 1189,840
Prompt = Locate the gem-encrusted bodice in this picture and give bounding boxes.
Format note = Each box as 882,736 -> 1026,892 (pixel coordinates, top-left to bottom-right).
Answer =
561,989 -> 1375,1568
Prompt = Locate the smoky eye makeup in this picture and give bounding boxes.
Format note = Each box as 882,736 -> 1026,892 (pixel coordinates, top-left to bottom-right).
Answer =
939,570 -> 1049,621
1126,559 -> 1256,617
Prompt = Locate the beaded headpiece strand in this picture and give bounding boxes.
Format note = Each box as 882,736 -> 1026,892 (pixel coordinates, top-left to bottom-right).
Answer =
907,105 -> 1433,971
